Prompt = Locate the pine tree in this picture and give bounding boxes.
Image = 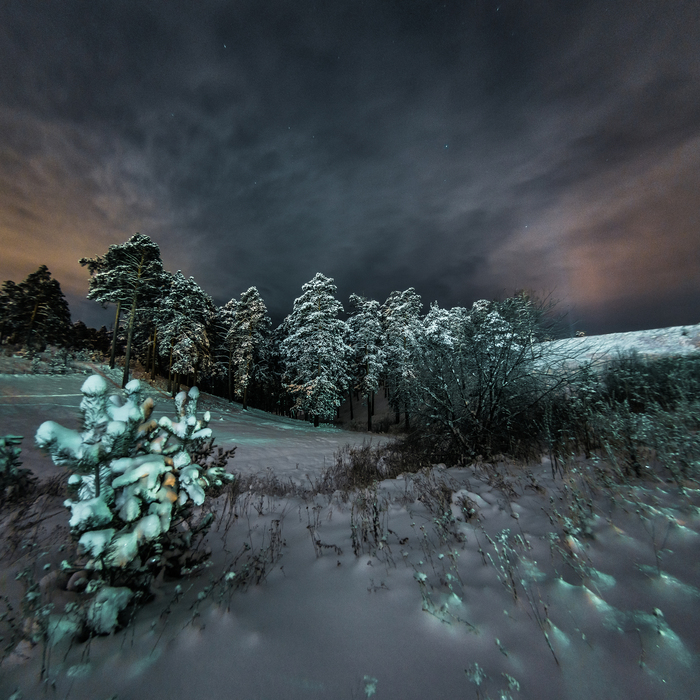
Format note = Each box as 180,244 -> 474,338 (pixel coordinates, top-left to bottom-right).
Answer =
381,288 -> 424,429
71,321 -> 112,354
212,298 -> 239,402
0,266 -> 73,348
422,302 -> 468,348
280,273 -> 351,427
131,269 -> 174,382
80,233 -> 168,387
347,294 -> 384,431
156,271 -> 215,393
0,280 -> 25,345
227,287 -> 271,410
266,322 -> 290,416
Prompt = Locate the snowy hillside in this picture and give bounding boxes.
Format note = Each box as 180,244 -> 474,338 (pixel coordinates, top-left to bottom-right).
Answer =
1,364 -> 699,700
542,323 -> 700,367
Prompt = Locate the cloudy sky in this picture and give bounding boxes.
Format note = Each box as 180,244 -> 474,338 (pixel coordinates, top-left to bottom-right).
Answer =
1,0 -> 699,335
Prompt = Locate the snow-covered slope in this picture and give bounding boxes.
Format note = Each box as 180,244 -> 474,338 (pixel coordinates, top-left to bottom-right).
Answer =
1,369 -> 699,700
542,323 -> 700,367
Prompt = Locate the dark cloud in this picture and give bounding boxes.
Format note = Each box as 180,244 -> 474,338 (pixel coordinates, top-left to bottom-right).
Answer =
1,0 -> 699,334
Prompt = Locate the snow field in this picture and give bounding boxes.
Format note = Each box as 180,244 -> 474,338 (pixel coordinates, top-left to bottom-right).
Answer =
1,376 -> 700,699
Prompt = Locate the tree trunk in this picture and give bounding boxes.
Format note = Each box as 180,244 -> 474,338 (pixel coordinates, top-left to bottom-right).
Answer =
121,252 -> 145,388
314,414 -> 319,428
242,355 -> 251,409
228,349 -> 233,402
145,328 -> 152,377
150,326 -> 157,380
367,393 -> 372,432
167,338 -> 174,392
121,294 -> 139,388
109,300 -> 121,369
348,389 -> 353,420
25,300 -> 40,348
405,404 -> 410,431
371,391 -> 375,416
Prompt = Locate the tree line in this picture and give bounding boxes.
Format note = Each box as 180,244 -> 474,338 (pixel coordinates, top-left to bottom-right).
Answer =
1,233 -> 572,446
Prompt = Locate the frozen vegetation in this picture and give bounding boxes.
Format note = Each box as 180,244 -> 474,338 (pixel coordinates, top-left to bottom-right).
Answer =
2,245 -> 700,698
0,349 -> 699,700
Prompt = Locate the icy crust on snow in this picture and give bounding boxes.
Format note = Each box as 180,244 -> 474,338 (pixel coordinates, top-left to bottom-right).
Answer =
22,458 -> 700,699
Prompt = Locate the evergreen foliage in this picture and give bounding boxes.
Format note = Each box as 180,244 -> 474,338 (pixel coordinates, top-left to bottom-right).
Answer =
223,287 -> 271,409
80,233 -> 169,386
156,271 -> 216,392
212,297 -> 239,401
265,322 -> 291,415
0,280 -> 24,344
0,435 -> 36,505
34,375 -> 236,637
380,288 -> 424,429
71,321 -> 112,354
280,273 -> 351,426
0,266 -> 72,349
347,294 -> 385,431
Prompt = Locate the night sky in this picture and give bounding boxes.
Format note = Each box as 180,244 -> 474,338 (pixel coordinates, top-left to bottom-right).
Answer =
1,0 -> 699,336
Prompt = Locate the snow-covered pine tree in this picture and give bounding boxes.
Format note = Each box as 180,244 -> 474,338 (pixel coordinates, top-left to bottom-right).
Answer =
156,271 -> 216,393
69,323 -> 111,356
132,269 -> 174,382
422,302 -> 468,349
265,321 -> 291,416
381,288 -> 424,429
280,273 -> 351,427
20,265 -> 73,349
0,280 -> 23,345
35,375 -> 235,637
0,266 -> 73,349
80,233 -> 169,386
347,294 -> 384,431
212,298 -> 239,401
227,287 -> 271,410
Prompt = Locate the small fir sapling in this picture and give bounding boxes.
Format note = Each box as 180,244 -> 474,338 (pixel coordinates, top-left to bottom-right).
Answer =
0,434 -> 37,503
34,375 -> 236,636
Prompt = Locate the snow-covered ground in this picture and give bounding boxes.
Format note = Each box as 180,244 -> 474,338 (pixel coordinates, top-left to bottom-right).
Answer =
1,366 -> 700,700
542,323 -> 700,368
